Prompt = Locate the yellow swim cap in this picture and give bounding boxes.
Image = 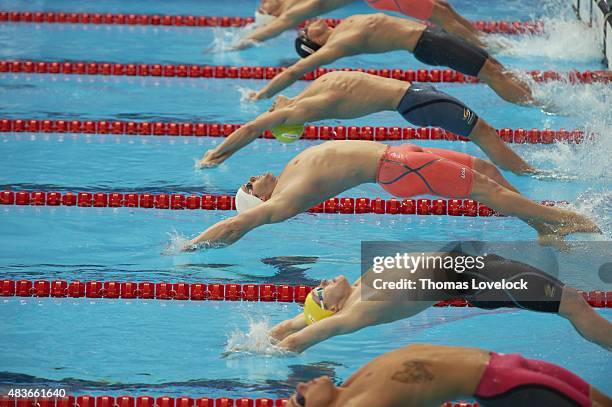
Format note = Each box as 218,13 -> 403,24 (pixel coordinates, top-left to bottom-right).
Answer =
303,291 -> 335,325
270,124 -> 304,143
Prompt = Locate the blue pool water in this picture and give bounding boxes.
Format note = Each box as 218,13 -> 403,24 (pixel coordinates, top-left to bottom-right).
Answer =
1,0 -> 611,402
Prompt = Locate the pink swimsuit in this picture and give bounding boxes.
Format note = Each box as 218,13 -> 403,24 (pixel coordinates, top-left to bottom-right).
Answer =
365,0 -> 436,20
475,353 -> 592,407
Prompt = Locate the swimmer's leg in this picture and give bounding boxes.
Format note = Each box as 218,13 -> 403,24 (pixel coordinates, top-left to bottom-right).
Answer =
472,158 -> 519,193
469,172 -> 601,241
429,0 -> 485,48
591,387 -> 612,407
558,286 -> 612,350
396,84 -> 534,175
424,147 -> 519,193
469,119 -> 536,175
477,58 -> 535,105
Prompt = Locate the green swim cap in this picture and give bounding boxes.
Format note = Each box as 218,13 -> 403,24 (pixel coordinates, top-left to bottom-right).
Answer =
270,124 -> 304,143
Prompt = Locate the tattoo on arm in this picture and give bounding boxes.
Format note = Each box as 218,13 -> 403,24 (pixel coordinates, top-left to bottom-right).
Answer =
391,361 -> 434,384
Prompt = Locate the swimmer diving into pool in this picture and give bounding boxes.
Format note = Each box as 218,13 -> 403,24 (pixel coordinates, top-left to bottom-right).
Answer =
188,140 -> 599,250
285,343 -> 611,407
266,254 -> 612,353
200,71 -> 532,174
238,0 -> 487,50
247,14 -> 533,105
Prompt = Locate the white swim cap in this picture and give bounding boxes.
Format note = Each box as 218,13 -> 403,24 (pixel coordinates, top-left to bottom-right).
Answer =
235,186 -> 264,213
254,10 -> 276,25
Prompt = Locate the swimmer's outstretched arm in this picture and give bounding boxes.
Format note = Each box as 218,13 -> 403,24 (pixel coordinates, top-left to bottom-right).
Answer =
198,109 -> 291,167
184,198 -> 300,250
269,314 -> 308,342
236,0 -> 321,49
278,312 -> 371,353
254,48 -> 344,100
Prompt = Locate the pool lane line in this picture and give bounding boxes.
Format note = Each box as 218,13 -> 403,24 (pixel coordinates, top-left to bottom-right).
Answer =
0,11 -> 542,35
0,394 -> 484,407
0,190 -> 571,217
2,60 -> 609,85
0,119 -> 589,144
1,279 -> 609,308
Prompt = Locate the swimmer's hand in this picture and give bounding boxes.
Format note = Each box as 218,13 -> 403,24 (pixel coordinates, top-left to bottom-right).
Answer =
230,38 -> 257,51
220,348 -> 242,358
245,90 -> 262,102
197,149 -> 227,168
180,238 -> 227,252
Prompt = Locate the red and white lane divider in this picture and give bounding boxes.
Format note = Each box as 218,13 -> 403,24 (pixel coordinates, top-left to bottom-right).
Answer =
0,10 -> 541,35
2,59 -> 610,85
0,118 -> 587,144
0,394 -> 483,407
0,190 -> 571,217
1,279 -> 609,307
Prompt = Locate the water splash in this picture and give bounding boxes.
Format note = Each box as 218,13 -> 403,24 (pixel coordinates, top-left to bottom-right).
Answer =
223,317 -> 291,358
162,229 -> 192,255
489,17 -> 602,62
203,26 -> 267,54
531,81 -> 612,118
524,120 -> 611,182
571,191 -> 612,238
202,28 -> 242,54
236,85 -> 263,113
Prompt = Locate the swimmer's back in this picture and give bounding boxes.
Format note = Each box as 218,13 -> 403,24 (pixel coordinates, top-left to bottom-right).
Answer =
330,14 -> 425,52
298,71 -> 409,118
274,141 -> 386,200
337,344 -> 489,406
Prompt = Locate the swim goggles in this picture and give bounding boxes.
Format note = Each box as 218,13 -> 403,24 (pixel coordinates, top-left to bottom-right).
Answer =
293,392 -> 306,406
313,286 -> 326,310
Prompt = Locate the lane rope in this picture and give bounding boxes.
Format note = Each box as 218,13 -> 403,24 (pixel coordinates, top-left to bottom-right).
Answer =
1,279 -> 609,307
0,394 -> 483,407
2,59 -> 609,85
0,10 -> 542,34
0,190 -> 571,217
0,119 -> 588,144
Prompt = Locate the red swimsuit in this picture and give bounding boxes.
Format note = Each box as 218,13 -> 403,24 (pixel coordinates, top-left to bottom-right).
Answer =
377,144 -> 475,198
365,0 -> 436,20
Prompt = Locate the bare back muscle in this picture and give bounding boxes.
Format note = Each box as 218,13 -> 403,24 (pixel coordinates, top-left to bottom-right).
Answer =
336,345 -> 490,407
271,141 -> 386,210
328,14 -> 426,54
292,72 -> 409,120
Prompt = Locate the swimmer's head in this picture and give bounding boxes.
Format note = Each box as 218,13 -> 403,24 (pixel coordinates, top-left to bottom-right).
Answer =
270,124 -> 304,143
303,276 -> 351,325
235,173 -> 277,213
288,376 -> 338,407
295,20 -> 333,58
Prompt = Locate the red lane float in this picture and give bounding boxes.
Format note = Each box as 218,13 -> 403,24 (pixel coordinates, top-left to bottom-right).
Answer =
1,59 -> 609,85
0,190 -> 572,217
0,10 -> 541,34
0,279 -> 312,303
0,11 -> 254,27
0,395 -> 487,407
1,279 -> 609,308
0,118 -> 588,144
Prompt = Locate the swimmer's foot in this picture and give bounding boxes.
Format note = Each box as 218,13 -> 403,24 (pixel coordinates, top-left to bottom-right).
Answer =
531,170 -> 579,182
552,217 -> 602,236
532,97 -> 569,116
531,221 -> 570,251
537,233 -> 569,251
537,213 -> 601,248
